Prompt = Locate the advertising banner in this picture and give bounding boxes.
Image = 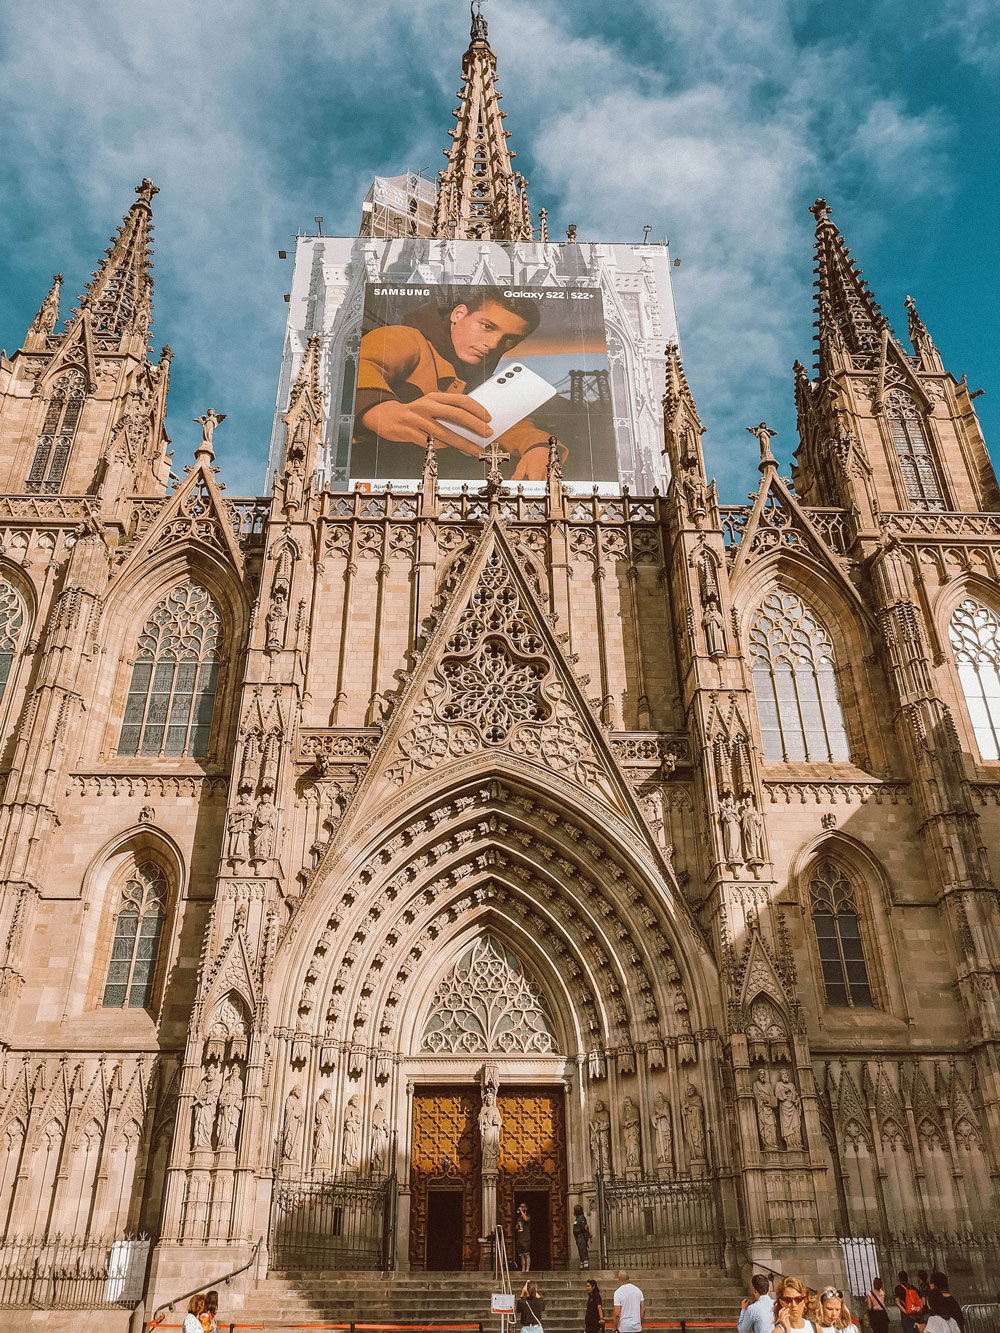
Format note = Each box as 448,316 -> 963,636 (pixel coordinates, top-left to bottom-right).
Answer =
269,237 -> 679,494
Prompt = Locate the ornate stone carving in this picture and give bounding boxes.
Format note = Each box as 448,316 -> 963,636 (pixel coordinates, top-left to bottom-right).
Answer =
622,1095 -> 642,1170
281,1085 -> 304,1162
371,1099 -> 390,1173
192,1065 -> 221,1150
682,1082 -> 706,1160
478,1087 -> 502,1170
420,934 -> 555,1054
774,1070 -> 803,1148
342,1093 -> 362,1168
312,1089 -> 333,1168
589,1099 -> 612,1175
215,1065 -> 243,1150
753,1069 -> 780,1149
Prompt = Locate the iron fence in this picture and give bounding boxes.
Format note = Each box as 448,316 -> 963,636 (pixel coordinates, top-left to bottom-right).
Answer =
596,1172 -> 724,1269
0,1232 -> 150,1309
836,1230 -> 1000,1305
269,1152 -> 397,1271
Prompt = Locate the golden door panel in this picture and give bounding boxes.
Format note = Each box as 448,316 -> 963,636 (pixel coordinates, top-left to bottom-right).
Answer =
410,1087 -> 482,1270
498,1087 -> 568,1269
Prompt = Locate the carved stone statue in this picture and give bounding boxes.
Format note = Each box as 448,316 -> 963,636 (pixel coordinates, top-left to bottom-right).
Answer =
226,792 -> 254,864
740,798 -> 765,863
479,1088 -> 503,1171
251,798 -> 278,864
720,796 -> 743,862
774,1070 -> 803,1148
587,1047 -> 606,1080
215,1065 -> 244,1151
192,1065 -> 222,1150
651,1091 -> 673,1168
681,464 -> 706,520
623,1096 -> 642,1171
590,1099 -> 612,1175
312,1089 -> 333,1168
266,592 -> 288,651
281,1085 -> 304,1162
753,1069 -> 780,1150
682,1083 -> 706,1159
342,1094 -> 362,1168
371,1100 -> 390,1173
702,600 -> 726,657
193,408 -> 226,448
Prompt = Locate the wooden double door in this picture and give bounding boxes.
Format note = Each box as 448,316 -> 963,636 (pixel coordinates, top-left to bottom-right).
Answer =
409,1084 -> 568,1271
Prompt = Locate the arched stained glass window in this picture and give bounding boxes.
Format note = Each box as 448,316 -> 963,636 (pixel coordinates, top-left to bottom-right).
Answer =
809,861 -> 873,1008
885,390 -> 945,510
949,598 -> 1000,761
101,862 -> 168,1009
26,370 -> 86,493
749,589 -> 851,762
118,582 -> 220,758
0,581 -> 25,702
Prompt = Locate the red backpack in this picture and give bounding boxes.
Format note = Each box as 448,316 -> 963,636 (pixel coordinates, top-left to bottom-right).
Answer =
903,1289 -> 923,1316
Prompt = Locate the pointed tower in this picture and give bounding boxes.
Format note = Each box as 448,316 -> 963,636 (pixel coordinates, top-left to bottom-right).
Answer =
793,198 -> 999,514
432,1 -> 533,240
0,179 -> 171,501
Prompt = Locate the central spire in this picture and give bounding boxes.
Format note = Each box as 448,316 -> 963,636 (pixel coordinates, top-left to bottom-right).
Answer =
432,2 -> 533,241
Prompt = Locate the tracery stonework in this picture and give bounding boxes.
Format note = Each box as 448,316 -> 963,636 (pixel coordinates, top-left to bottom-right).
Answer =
421,935 -> 556,1055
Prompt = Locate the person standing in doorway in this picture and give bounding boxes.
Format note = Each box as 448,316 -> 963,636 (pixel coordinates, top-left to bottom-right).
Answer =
518,1281 -> 545,1333
613,1270 -> 645,1333
515,1201 -> 532,1272
585,1280 -> 604,1333
865,1278 -> 890,1333
573,1202 -> 591,1270
739,1275 -> 775,1333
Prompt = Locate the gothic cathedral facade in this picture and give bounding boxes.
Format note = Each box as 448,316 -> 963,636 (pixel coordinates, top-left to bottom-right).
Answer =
0,11 -> 998,1321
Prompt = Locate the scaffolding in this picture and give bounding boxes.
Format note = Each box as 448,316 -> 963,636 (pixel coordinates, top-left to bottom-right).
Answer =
359,172 -> 437,239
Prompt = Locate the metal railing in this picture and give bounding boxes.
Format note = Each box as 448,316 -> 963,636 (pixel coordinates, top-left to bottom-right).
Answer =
493,1225 -> 514,1333
148,1236 -> 263,1329
596,1172 -> 724,1269
268,1150 -> 398,1271
0,1232 -> 150,1310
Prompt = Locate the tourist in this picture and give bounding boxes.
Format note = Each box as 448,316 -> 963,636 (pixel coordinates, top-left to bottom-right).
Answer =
865,1277 -> 890,1333
613,1270 -> 645,1333
585,1279 -> 604,1333
573,1203 -> 591,1270
183,1296 -> 206,1333
515,1201 -> 532,1273
201,1289 -> 219,1332
518,1280 -> 545,1333
817,1287 -> 857,1333
773,1277 -> 818,1333
739,1274 -> 775,1333
926,1273 -> 965,1333
917,1274 -> 931,1310
895,1272 -> 924,1333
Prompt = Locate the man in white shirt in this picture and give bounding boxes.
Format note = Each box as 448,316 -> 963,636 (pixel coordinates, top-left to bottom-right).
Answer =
738,1275 -> 775,1333
613,1271 -> 645,1333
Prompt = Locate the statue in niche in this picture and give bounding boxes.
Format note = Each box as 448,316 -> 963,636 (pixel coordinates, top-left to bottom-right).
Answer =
623,1096 -> 642,1171
312,1089 -> 333,1169
681,463 -> 706,520
251,797 -> 278,864
479,1088 -> 503,1171
342,1094 -> 362,1168
651,1091 -> 673,1168
740,798 -> 765,863
682,1083 -> 706,1159
371,1100 -> 390,1173
702,600 -> 727,657
587,1047 -> 606,1080
266,590 -> 289,651
192,1065 -> 222,1150
774,1070 -> 803,1148
226,792 -> 254,864
215,1065 -> 244,1151
589,1100 -> 612,1175
720,796 -> 743,862
753,1069 -> 780,1150
281,1085 -> 304,1162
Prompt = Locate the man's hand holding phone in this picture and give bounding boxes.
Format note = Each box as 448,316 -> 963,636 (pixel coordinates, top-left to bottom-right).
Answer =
364,392 -> 491,459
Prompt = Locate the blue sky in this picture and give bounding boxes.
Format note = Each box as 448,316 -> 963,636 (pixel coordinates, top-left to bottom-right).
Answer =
0,0 -> 997,501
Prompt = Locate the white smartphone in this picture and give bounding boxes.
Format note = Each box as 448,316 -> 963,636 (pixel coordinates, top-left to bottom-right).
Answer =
435,362 -> 558,446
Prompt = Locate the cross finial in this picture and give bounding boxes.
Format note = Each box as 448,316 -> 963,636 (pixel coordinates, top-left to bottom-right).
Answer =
481,434 -> 510,501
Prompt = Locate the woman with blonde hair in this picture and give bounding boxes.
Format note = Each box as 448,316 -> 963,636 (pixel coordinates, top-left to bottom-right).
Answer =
818,1288 -> 858,1333
183,1295 -> 206,1333
774,1277 -> 819,1333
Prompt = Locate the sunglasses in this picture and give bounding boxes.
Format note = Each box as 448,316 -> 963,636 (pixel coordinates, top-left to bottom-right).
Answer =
820,1292 -> 844,1302
778,1296 -> 808,1306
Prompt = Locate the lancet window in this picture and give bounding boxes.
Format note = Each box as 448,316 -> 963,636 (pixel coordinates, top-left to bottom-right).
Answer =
809,861 -> 873,1008
101,862 -> 169,1009
117,581 -> 220,758
0,581 -> 26,703
885,390 -> 945,510
949,597 -> 1000,761
26,370 -> 86,493
749,589 -> 851,762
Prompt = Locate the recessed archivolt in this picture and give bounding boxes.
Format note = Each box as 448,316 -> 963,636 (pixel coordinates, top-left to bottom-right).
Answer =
273,782 -> 716,1068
